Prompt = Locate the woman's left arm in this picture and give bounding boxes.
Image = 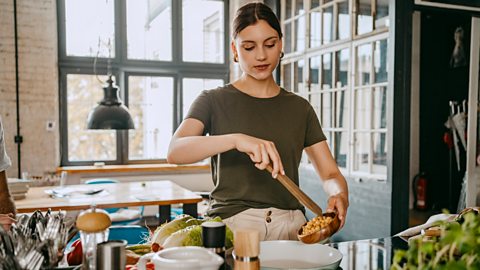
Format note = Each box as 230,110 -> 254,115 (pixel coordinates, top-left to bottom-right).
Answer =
305,141 -> 349,228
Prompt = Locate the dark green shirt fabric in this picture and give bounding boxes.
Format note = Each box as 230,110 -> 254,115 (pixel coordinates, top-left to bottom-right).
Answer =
186,84 -> 326,219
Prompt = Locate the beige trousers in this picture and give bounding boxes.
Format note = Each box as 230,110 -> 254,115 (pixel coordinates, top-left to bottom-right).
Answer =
223,208 -> 307,241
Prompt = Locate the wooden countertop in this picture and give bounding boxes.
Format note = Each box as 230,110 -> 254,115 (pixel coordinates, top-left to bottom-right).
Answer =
57,163 -> 210,174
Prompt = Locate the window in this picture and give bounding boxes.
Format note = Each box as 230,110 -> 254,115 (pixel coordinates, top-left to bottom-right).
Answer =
281,0 -> 389,180
58,0 -> 228,165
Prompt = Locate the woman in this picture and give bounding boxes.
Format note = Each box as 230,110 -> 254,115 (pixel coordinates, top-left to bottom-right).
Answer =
168,2 -> 348,241
0,116 -> 16,231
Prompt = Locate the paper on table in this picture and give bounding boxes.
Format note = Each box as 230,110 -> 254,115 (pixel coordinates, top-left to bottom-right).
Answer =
45,187 -> 105,197
395,213 -> 456,237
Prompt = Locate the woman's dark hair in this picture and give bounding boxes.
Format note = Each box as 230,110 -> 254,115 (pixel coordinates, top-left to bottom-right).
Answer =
232,2 -> 282,39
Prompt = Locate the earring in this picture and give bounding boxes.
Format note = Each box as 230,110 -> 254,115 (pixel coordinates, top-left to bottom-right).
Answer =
234,55 -> 238,62
280,52 -> 284,59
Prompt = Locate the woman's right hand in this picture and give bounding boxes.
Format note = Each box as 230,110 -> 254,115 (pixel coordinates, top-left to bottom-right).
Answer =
0,213 -> 16,231
231,134 -> 284,178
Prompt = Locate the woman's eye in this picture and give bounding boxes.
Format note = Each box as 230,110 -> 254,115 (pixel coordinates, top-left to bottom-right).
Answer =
244,47 -> 254,51
265,44 -> 275,48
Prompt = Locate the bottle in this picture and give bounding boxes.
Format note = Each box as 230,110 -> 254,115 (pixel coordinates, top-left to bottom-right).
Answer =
233,229 -> 260,270
202,221 -> 226,269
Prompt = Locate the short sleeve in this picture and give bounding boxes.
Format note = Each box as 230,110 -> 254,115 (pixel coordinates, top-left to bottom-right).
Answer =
185,90 -> 212,134
304,104 -> 327,147
0,117 -> 11,172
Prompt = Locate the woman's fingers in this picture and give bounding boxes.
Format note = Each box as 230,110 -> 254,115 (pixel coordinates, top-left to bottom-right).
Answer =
326,195 -> 348,229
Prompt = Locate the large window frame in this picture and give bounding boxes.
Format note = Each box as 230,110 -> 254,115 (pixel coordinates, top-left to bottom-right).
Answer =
281,0 -> 389,181
58,0 -> 230,166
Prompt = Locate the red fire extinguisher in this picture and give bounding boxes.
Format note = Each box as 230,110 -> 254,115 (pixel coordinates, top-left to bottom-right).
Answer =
413,172 -> 428,210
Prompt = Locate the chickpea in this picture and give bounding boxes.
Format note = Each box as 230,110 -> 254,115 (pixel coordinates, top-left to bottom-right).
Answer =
301,216 -> 333,236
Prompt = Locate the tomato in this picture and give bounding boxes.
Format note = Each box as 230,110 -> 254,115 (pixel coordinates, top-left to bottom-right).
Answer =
66,239 -> 83,266
146,261 -> 155,270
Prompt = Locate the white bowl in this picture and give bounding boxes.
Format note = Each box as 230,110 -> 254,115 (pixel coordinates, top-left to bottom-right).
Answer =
137,246 -> 224,270
259,240 -> 342,270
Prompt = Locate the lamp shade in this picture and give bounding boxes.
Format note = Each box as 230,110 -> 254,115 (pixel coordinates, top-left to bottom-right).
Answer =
87,76 -> 135,130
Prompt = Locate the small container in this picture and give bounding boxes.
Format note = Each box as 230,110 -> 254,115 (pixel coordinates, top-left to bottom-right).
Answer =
76,206 -> 111,270
202,221 -> 226,269
233,229 -> 260,270
96,240 -> 127,270
137,246 -> 223,270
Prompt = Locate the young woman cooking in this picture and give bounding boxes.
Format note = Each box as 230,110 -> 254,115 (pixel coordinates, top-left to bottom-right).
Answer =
168,2 -> 348,241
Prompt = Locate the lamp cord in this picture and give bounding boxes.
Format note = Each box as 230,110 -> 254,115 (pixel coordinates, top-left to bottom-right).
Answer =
13,0 -> 22,178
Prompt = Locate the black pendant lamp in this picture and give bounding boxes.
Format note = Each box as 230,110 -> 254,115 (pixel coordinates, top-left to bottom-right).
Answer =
86,75 -> 135,130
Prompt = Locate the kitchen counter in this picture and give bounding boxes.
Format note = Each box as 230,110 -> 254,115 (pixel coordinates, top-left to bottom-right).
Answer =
329,236 -> 408,270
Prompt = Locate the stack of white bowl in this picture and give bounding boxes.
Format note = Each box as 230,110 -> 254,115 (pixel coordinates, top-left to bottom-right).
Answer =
7,178 -> 31,200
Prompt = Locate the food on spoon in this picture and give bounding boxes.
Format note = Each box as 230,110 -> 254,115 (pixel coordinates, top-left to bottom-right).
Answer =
301,215 -> 334,236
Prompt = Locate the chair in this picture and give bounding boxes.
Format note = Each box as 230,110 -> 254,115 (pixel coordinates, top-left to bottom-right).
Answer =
85,178 -> 144,225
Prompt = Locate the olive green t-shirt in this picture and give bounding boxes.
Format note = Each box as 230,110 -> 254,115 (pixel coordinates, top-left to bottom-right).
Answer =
186,84 -> 326,219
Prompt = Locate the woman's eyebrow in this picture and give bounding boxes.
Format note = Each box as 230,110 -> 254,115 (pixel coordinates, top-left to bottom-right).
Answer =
240,36 -> 279,44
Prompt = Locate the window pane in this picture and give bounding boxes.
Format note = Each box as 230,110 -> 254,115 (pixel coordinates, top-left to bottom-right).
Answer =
337,1 -> 350,40
282,63 -> 292,90
65,0 -> 114,57
354,88 -> 371,129
323,6 -> 334,44
376,0 -> 389,29
285,0 -> 293,20
127,0 -> 172,61
67,74 -> 116,161
183,78 -> 223,117
357,0 -> 373,35
374,39 -> 388,83
294,16 -> 306,51
294,59 -> 304,92
183,0 -> 224,63
335,49 -> 349,87
334,131 -> 348,168
322,53 -> 333,89
335,90 -> 349,128
295,0 -> 304,15
310,10 -> 321,48
353,132 -> 370,171
128,76 -> 174,160
311,0 -> 321,9
373,86 -> 387,129
285,22 -> 292,53
372,132 -> 387,174
321,92 -> 332,127
309,92 -> 321,116
356,43 -> 372,86
309,56 -> 321,91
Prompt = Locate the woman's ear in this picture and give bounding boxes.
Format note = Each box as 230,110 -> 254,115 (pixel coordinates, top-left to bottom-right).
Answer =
231,41 -> 238,62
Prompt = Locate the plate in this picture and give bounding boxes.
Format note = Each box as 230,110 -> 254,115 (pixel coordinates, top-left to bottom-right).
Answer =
259,240 -> 342,270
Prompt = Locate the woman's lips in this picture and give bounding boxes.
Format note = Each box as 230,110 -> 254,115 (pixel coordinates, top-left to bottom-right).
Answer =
254,64 -> 270,71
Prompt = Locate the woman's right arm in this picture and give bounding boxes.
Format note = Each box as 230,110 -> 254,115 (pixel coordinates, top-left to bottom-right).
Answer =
167,118 -> 285,177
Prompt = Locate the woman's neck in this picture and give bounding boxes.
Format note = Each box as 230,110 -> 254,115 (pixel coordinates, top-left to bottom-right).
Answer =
232,74 -> 280,98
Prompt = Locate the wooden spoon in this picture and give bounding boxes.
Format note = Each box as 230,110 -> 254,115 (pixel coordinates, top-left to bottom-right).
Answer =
265,164 -> 340,243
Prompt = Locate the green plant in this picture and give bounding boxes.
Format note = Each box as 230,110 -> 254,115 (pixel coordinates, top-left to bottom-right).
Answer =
392,211 -> 480,270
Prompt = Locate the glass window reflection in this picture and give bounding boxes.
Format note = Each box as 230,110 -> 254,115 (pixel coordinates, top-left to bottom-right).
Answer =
128,76 -> 174,160
356,43 -> 372,86
127,0 -> 172,61
323,6 -> 334,44
356,0 -> 373,35
322,53 -> 333,89
373,86 -> 387,129
354,88 -> 371,129
310,11 -> 321,48
374,39 -> 388,83
295,16 -> 306,51
353,132 -> 370,172
183,0 -> 224,63
337,1 -> 350,40
334,131 -> 348,168
65,0 -> 115,57
335,49 -> 349,88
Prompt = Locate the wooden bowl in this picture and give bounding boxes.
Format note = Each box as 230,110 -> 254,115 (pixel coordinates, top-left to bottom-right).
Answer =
297,212 -> 341,244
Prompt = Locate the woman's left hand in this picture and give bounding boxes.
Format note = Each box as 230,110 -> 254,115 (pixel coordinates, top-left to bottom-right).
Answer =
326,192 -> 349,229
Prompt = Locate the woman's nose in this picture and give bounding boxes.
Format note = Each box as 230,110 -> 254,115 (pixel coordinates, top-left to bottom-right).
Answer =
256,48 -> 267,61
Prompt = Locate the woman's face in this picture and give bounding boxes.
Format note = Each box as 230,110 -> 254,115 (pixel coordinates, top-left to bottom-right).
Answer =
232,20 -> 283,81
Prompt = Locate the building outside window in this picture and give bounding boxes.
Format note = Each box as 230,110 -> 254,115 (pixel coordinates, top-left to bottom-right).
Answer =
58,0 -> 228,165
281,0 -> 389,180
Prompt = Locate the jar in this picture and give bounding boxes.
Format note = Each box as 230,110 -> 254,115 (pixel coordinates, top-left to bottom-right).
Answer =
76,206 -> 111,270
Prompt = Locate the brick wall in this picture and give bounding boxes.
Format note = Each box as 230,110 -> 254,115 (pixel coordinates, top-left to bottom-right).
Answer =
0,0 -> 59,178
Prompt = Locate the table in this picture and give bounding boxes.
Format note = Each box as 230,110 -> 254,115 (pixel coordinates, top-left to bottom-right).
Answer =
15,180 -> 203,224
